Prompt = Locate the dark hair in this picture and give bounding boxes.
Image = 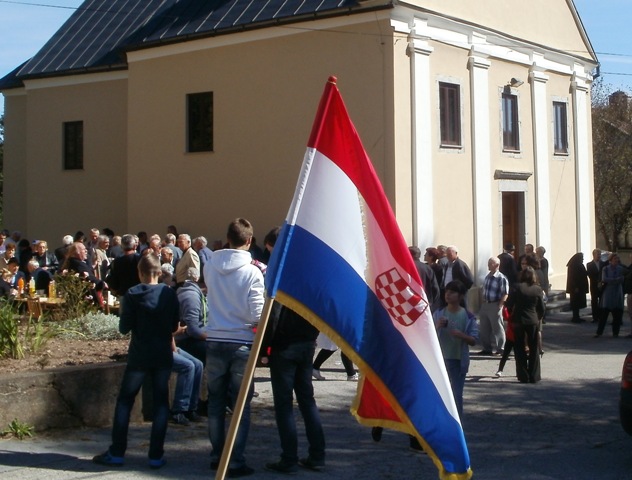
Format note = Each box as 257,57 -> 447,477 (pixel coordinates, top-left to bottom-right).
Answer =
425,247 -> 440,262
264,227 -> 281,249
227,218 -> 253,248
522,253 -> 540,269
408,246 -> 422,261
7,258 -> 19,266
445,280 -> 466,295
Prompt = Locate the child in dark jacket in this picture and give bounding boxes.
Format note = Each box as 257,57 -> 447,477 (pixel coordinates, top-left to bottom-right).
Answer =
93,254 -> 179,469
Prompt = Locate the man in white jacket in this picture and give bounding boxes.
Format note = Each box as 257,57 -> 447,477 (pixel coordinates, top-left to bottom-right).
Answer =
203,218 -> 264,478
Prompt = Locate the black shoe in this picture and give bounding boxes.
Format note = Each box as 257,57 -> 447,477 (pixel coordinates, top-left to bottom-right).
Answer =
265,461 -> 298,475
371,426 -> 383,442
185,410 -> 204,423
228,465 -> 255,478
92,451 -> 124,467
298,457 -> 325,471
170,413 -> 190,426
571,318 -> 584,323
475,350 -> 493,356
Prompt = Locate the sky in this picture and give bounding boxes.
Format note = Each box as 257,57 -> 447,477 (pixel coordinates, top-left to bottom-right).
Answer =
0,0 -> 631,116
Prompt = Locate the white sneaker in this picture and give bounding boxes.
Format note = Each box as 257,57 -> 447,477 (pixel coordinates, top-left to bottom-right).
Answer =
347,373 -> 359,381
312,369 -> 326,381
495,371 -> 503,378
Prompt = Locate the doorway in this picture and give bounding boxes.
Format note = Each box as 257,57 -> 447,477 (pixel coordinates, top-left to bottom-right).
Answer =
502,191 -> 525,255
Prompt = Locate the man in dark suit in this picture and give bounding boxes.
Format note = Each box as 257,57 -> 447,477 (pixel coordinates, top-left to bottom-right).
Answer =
442,246 -> 474,308
408,246 -> 440,312
586,248 -> 606,323
106,234 -> 140,297
498,242 -> 519,288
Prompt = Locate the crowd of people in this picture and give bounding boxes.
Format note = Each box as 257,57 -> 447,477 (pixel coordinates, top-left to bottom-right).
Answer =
10,220 -> 623,471
568,248 -> 632,339
67,220 -> 329,477
412,242 -> 548,403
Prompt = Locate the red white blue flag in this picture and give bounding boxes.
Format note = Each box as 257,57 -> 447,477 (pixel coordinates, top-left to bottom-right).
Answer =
266,77 -> 472,480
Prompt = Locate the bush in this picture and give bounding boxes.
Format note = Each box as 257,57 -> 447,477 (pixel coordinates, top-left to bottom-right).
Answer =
59,311 -> 123,341
50,272 -> 98,322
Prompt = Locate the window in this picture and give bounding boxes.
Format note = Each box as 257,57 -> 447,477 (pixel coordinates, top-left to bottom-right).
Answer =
501,92 -> 520,151
63,121 -> 83,170
553,101 -> 568,154
439,82 -> 461,147
187,92 -> 213,152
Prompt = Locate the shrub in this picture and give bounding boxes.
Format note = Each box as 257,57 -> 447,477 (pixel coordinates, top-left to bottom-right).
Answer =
50,272 -> 97,322
59,311 -> 123,341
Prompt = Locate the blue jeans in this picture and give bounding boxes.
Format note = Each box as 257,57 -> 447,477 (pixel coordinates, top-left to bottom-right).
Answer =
110,366 -> 171,460
444,359 -> 466,420
269,341 -> 325,465
206,341 -> 253,469
172,348 -> 203,413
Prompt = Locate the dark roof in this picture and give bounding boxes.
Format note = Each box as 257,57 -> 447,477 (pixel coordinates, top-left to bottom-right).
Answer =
1,0 -> 391,89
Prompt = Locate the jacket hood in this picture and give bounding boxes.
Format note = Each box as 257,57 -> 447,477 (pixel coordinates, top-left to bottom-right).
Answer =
209,249 -> 252,275
178,280 -> 202,295
126,283 -> 168,309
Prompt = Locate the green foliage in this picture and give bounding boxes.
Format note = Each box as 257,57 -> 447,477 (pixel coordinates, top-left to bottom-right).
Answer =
59,311 -> 123,341
24,316 -> 61,354
2,419 -> 34,440
0,298 -> 64,359
50,272 -> 97,322
591,80 -> 632,250
0,299 -> 23,359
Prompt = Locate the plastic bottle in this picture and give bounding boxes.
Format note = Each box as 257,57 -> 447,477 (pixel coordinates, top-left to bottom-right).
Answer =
29,278 -> 36,297
17,277 -> 24,295
48,280 -> 56,299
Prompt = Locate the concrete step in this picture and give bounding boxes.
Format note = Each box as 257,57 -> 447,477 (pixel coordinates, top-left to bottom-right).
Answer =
546,289 -> 569,314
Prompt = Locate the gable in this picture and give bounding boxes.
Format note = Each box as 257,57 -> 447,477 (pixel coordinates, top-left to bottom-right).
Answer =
412,0 -> 596,63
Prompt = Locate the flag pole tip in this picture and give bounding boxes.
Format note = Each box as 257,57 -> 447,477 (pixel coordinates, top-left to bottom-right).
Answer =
327,75 -> 337,85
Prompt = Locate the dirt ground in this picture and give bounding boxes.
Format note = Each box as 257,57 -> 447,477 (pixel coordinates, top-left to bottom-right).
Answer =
0,337 -> 129,375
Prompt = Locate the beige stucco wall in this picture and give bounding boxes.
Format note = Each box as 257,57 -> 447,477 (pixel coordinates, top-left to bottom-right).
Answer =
126,19 -> 396,242
2,92 -> 28,234
0,3 -> 596,291
415,0 -> 593,60
18,76 -> 128,242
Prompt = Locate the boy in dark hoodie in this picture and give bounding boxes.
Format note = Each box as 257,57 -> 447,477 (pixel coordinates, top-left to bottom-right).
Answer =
93,254 -> 180,469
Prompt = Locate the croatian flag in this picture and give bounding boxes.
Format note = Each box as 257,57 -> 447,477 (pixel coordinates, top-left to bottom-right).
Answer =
266,77 -> 471,480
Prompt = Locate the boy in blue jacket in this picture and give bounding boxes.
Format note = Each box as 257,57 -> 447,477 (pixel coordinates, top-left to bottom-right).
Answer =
93,254 -> 180,469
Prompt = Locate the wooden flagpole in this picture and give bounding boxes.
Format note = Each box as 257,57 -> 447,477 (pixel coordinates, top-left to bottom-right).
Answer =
215,296 -> 274,480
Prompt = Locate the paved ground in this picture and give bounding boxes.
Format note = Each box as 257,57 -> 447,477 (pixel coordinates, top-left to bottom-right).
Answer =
1,308 -> 632,479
